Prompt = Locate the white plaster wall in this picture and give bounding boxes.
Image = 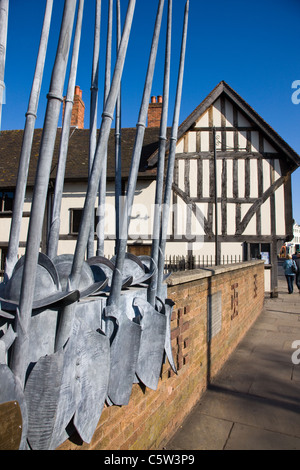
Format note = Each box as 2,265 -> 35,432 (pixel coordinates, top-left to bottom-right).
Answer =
215,130 -> 222,151
225,99 -> 233,127
275,184 -> 286,235
221,242 -> 243,260
251,131 -> 259,152
189,159 -> 198,197
264,269 -> 271,293
238,130 -> 247,151
178,159 -> 185,190
201,131 -> 209,152
261,199 -> 271,235
226,203 -> 236,235
264,139 -> 277,153
176,138 -> 184,153
226,131 -> 234,150
128,180 -> 156,239
213,99 -> 222,127
202,159 -> 210,197
217,159 -> 222,198
0,218 -> 12,241
238,159 -> 245,198
250,159 -> 258,198
238,111 -> 251,127
241,203 -> 256,235
187,132 -> 196,153
263,159 -> 271,192
196,109 -> 209,127
226,159 -> 233,198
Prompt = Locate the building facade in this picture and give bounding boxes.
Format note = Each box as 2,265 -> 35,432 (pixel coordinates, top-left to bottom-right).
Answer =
0,82 -> 299,296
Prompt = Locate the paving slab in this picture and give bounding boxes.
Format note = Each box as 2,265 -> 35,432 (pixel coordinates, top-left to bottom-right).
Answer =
166,412 -> 233,451
225,423 -> 300,450
164,267 -> 300,451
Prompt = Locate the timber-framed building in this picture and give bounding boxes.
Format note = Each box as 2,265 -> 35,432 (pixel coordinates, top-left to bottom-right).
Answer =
0,81 -> 299,296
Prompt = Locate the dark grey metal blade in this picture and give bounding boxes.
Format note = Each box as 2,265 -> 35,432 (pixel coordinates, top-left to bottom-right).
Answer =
28,307 -> 61,365
163,298 -> 177,374
24,350 -> 64,450
50,304 -> 109,449
73,318 -> 110,443
104,293 -> 141,406
133,296 -> 166,390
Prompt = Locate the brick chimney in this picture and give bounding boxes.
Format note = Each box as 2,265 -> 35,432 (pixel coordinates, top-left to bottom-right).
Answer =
63,85 -> 85,129
147,95 -> 163,127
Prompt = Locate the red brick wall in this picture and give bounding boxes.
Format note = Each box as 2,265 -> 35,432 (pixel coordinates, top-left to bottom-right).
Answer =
62,86 -> 85,129
58,261 -> 264,450
148,102 -> 162,127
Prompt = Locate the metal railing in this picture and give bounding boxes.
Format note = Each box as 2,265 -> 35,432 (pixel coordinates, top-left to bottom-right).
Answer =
164,254 -> 242,273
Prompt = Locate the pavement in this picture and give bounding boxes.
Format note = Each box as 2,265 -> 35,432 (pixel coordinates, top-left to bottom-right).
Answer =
164,261 -> 300,450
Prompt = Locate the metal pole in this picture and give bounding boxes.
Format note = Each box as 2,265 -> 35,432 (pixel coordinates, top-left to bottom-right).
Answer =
10,0 -> 78,388
87,0 -> 101,259
115,0 -> 122,252
147,0 -> 172,307
0,0 -> 9,131
67,0 -> 136,292
213,127 -> 219,265
157,0 -> 189,300
4,0 -> 53,280
108,0 -> 165,308
47,0 -> 85,260
96,0 -> 113,257
55,1 -> 136,352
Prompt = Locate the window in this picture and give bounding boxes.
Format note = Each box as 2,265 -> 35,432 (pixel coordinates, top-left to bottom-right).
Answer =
244,242 -> 271,264
0,191 -> 14,212
70,208 -> 97,234
0,246 -> 8,278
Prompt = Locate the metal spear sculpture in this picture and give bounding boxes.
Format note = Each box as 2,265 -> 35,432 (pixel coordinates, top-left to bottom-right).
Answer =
105,0 -> 166,402
54,0 -> 137,352
157,0 -> 189,301
9,0 -> 78,390
87,0 -> 101,259
46,0 -> 84,261
135,0 -> 189,390
0,0 -> 78,451
0,0 -> 190,451
115,0 -> 122,250
147,0 -> 172,308
0,0 -> 9,131
96,0 -> 113,257
141,0 -> 178,380
2,0 -> 137,449
4,0 -> 53,281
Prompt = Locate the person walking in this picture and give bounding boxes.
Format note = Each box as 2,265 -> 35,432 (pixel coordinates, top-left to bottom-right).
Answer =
295,251 -> 300,293
283,254 -> 297,294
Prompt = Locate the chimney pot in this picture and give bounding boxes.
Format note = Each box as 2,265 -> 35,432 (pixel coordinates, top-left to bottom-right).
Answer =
151,96 -> 157,103
157,95 -> 163,103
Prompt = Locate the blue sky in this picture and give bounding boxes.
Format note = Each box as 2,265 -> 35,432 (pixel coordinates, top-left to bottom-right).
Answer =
2,0 -> 300,223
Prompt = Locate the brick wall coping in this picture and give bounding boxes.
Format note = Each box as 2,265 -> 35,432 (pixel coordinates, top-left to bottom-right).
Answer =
166,260 -> 265,287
